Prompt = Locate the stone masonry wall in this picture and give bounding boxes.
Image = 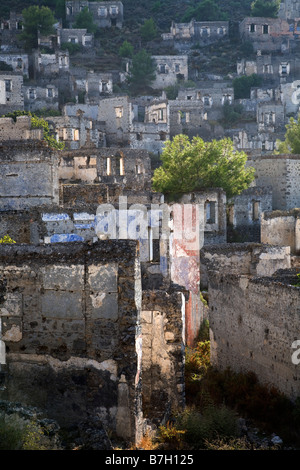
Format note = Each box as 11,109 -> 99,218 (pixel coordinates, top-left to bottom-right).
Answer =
200,243 -> 291,290
0,141 -> 59,211
208,271 -> 300,399
0,241 -> 143,443
141,289 -> 186,424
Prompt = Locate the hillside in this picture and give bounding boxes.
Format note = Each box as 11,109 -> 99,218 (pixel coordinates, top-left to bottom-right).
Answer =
0,0 -> 254,28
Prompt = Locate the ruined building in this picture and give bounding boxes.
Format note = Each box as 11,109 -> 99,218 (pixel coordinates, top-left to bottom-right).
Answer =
65,1 -> 124,29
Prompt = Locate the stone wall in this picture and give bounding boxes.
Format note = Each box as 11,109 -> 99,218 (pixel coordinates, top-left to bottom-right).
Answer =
141,289 -> 186,424
0,241 -> 143,443
228,186 -> 273,242
0,141 -> 59,211
208,270 -> 300,399
152,56 -> 188,89
261,209 -> 300,255
247,154 -> 300,210
0,73 -> 24,113
200,243 -> 291,290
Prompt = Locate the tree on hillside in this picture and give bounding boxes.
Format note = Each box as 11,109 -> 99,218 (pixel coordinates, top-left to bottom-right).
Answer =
276,115 -> 300,154
74,6 -> 97,33
232,73 -> 263,99
128,49 -> 156,92
251,0 -> 281,18
140,18 -> 157,42
119,40 -> 134,58
21,5 -> 56,49
181,0 -> 228,22
152,134 -> 255,199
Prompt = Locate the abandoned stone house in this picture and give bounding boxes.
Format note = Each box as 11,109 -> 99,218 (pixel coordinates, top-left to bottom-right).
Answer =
0,72 -> 24,114
168,98 -> 205,139
23,84 -> 59,113
162,19 -> 229,47
57,27 -> 94,48
239,17 -> 293,53
95,95 -> 170,153
49,113 -> 106,149
151,55 -> 189,89
237,54 -> 300,84
33,50 -> 70,78
0,53 -> 28,78
65,1 -> 124,29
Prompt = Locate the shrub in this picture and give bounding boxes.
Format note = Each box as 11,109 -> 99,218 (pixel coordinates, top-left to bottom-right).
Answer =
176,405 -> 239,449
157,421 -> 186,450
0,235 -> 16,244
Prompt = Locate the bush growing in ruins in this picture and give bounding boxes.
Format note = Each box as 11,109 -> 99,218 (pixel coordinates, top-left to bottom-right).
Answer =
2,111 -> 64,150
276,115 -> 300,154
152,134 -> 255,199
0,235 -> 16,244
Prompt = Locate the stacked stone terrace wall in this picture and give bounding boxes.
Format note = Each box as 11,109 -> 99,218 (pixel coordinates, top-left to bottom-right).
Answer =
0,241 -> 143,443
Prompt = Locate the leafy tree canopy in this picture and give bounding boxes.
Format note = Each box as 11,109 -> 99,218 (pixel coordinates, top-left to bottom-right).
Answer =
128,49 -> 156,92
250,0 -> 281,18
232,73 -> 263,99
21,5 -> 56,49
119,40 -> 134,58
276,115 -> 300,154
152,134 -> 255,199
140,18 -> 157,42
181,0 -> 228,22
74,6 -> 97,33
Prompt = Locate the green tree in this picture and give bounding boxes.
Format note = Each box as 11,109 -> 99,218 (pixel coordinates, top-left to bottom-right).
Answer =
152,135 -> 255,199
21,5 -> 56,49
251,0 -> 281,18
232,73 -> 263,99
119,40 -> 134,58
182,0 -> 228,22
140,18 -> 157,42
74,6 -> 97,33
128,49 -> 156,92
276,115 -> 300,154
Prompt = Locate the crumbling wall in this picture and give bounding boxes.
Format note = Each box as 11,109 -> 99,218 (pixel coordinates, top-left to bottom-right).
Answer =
0,141 -> 59,211
200,243 -> 291,290
152,56 -> 188,89
141,289 -> 186,424
228,186 -> 273,242
208,270 -> 300,399
261,209 -> 300,255
0,241 -> 143,443
0,73 -> 24,113
247,154 -> 300,210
